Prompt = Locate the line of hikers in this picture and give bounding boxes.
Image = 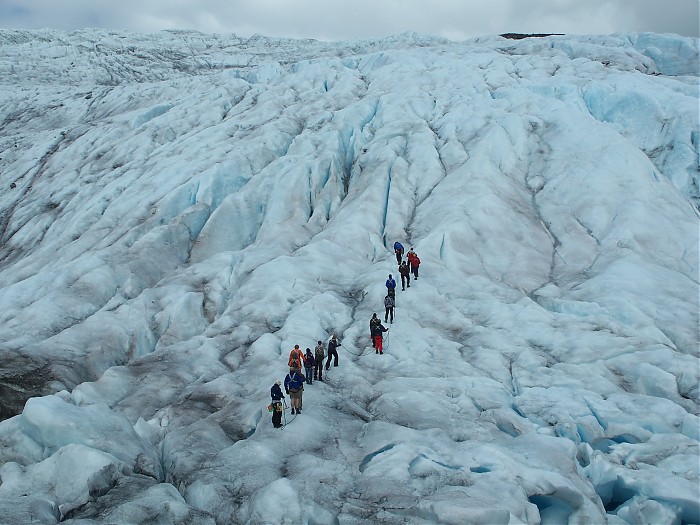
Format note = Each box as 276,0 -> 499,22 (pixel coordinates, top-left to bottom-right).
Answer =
393,242 -> 420,285
269,336 -> 341,428
270,241 -> 421,428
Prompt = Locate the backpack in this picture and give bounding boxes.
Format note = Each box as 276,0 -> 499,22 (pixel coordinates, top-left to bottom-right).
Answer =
288,372 -> 304,392
394,242 -> 403,252
289,349 -> 303,370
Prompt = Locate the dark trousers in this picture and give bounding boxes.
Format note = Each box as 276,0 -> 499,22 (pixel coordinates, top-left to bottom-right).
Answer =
305,367 -> 313,384
401,274 -> 410,289
272,403 -> 283,428
411,265 -> 419,278
395,251 -> 402,264
326,349 -> 338,369
314,360 -> 323,379
385,307 -> 394,322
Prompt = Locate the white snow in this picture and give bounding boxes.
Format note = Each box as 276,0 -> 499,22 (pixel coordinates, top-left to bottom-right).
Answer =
0,28 -> 698,524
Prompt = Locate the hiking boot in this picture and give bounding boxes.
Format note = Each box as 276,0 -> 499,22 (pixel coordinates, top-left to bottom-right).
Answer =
380,351 -> 383,354
376,349 -> 378,354
291,409 -> 295,415
297,408 -> 301,414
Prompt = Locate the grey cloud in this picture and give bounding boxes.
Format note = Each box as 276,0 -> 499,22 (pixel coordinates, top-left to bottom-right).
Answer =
0,0 -> 697,38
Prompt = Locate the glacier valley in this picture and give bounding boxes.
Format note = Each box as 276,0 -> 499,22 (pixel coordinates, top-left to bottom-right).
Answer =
0,29 -> 698,524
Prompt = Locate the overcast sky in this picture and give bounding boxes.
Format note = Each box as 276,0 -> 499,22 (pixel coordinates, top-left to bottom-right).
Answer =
0,0 -> 698,40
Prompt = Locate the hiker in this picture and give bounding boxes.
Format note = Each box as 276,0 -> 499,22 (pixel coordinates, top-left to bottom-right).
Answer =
270,379 -> 285,428
369,313 -> 381,347
407,248 -> 420,280
326,335 -> 341,369
399,261 -> 410,290
371,319 -> 388,354
386,274 -> 397,298
303,348 -> 315,385
314,340 -> 325,381
288,344 -> 304,370
384,294 -> 395,323
284,367 -> 306,415
393,241 -> 404,264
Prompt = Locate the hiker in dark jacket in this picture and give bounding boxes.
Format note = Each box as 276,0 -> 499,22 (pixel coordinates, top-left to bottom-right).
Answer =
370,320 -> 388,354
314,340 -> 325,381
399,261 -> 411,290
284,367 -> 306,415
270,380 -> 285,428
326,335 -> 341,369
303,348 -> 315,385
369,313 -> 381,348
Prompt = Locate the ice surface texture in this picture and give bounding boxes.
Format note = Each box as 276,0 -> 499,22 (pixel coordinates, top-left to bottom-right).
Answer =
0,29 -> 698,524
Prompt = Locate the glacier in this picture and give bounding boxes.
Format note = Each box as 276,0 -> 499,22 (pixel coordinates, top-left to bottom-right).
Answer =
0,28 -> 698,524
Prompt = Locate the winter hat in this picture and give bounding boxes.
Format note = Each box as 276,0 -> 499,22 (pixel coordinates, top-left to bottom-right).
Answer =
306,348 -> 312,353
275,379 -> 281,385
389,274 -> 392,278
317,340 -> 322,345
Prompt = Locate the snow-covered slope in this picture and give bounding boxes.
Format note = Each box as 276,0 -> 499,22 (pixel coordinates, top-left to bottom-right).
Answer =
0,29 -> 698,525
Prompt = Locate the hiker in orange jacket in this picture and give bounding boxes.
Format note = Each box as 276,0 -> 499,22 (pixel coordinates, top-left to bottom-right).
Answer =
288,344 -> 304,370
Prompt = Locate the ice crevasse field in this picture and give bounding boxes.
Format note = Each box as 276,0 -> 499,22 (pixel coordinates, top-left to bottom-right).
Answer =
0,29 -> 698,524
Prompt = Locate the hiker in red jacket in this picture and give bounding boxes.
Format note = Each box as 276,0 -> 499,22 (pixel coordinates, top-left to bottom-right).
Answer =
406,247 -> 420,280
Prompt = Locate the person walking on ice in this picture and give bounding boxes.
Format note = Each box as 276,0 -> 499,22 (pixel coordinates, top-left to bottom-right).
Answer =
326,334 -> 341,370
371,319 -> 389,354
399,261 -> 410,290
384,294 -> 395,323
369,313 -> 381,348
270,379 -> 285,428
288,344 -> 304,370
385,274 -> 397,298
314,340 -> 325,381
393,241 -> 404,265
284,367 -> 306,415
406,248 -> 420,280
303,348 -> 314,385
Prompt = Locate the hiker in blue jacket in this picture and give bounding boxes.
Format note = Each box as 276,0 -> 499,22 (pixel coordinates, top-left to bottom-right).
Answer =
284,367 -> 306,415
385,274 -> 397,299
393,241 -> 404,264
